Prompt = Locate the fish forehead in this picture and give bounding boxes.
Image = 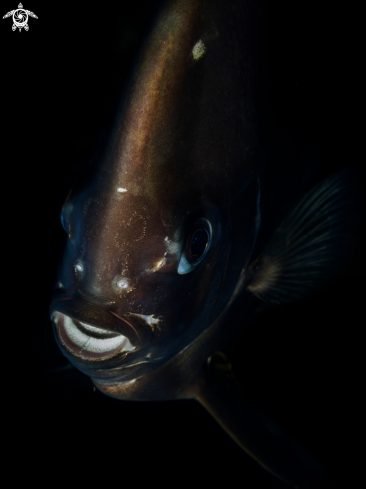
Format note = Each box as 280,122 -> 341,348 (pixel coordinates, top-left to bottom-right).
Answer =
81,0 -> 258,224
64,0 -> 261,282
64,189 -> 180,281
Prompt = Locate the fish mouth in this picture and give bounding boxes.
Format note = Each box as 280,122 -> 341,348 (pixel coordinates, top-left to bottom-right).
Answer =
52,311 -> 136,361
50,297 -> 154,362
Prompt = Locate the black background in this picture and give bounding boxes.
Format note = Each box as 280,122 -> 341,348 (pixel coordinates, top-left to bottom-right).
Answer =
2,1 -> 364,487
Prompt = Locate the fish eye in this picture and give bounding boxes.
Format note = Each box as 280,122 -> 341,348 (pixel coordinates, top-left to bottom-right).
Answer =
187,225 -> 209,261
178,218 -> 212,274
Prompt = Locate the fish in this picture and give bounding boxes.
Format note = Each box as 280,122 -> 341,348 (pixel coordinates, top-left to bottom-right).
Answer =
49,0 -> 363,487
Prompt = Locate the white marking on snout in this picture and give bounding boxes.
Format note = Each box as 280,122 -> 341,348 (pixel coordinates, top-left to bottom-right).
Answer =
117,188 -> 127,193
129,313 -> 160,330
192,39 -> 205,60
148,257 -> 166,273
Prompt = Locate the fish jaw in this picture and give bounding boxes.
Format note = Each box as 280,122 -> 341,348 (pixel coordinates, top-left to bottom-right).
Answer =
52,311 -> 136,361
50,296 -> 155,366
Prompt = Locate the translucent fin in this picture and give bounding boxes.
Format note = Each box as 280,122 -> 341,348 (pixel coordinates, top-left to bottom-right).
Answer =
197,352 -> 330,489
244,168 -> 364,303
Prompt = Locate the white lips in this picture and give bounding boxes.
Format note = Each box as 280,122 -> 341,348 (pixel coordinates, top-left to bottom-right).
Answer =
63,315 -> 135,353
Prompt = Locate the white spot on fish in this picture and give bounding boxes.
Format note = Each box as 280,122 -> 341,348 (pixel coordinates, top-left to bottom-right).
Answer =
117,188 -> 127,193
117,279 -> 129,289
192,39 -> 205,60
154,258 -> 166,272
145,257 -> 166,274
75,262 -> 83,272
164,236 -> 181,257
129,313 -> 160,330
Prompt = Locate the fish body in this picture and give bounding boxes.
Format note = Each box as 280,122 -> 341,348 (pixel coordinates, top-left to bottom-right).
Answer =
52,0 -> 263,384
50,1 -> 363,487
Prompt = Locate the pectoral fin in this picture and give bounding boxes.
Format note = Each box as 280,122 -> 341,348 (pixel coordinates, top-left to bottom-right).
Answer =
244,168 -> 363,303
196,352 -> 330,489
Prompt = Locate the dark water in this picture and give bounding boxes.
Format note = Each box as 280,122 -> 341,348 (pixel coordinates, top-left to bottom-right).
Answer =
2,1 -> 364,487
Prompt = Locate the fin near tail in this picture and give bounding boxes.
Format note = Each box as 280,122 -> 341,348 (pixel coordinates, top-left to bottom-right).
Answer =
196,351 -> 330,489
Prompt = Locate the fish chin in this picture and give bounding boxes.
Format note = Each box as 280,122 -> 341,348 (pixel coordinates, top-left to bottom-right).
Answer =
52,311 -> 136,361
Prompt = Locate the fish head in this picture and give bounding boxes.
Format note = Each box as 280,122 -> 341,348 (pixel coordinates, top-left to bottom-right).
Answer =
50,0 -> 262,388
51,182 -> 225,372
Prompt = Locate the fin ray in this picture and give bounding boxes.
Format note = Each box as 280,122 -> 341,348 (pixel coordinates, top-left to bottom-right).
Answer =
245,168 -> 364,303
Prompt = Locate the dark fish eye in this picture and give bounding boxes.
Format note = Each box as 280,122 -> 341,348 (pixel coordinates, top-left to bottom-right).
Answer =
187,227 -> 209,261
178,218 -> 212,274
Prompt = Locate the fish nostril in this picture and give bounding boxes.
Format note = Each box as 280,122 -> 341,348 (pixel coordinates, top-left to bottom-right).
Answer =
56,282 -> 66,291
75,262 -> 83,272
117,279 -> 129,289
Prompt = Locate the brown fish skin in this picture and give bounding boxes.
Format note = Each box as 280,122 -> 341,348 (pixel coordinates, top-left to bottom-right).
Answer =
49,1 -> 348,487
51,0 -> 263,382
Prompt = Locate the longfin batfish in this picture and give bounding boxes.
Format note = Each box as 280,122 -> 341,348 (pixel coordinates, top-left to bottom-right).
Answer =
49,1 -> 363,487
